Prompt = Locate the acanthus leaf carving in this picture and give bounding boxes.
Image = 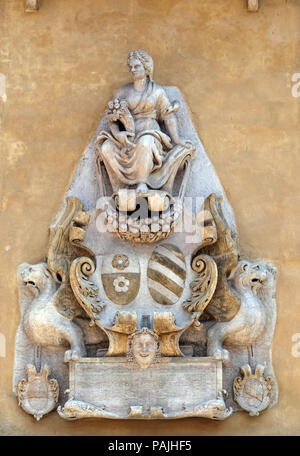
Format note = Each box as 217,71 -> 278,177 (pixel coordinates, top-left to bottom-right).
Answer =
200,193 -> 241,322
47,196 -> 95,320
69,256 -> 105,326
183,254 -> 218,329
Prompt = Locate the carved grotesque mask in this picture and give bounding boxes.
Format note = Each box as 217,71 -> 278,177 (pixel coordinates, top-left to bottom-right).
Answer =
128,329 -> 159,369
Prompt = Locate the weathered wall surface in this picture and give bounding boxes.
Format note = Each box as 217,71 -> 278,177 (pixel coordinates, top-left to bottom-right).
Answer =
0,0 -> 300,435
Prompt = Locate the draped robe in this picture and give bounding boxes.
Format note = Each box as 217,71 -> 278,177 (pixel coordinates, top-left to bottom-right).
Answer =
96,81 -> 194,194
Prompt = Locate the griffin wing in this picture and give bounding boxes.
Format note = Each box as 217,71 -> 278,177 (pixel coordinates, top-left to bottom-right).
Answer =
200,194 -> 241,322
47,197 -> 95,320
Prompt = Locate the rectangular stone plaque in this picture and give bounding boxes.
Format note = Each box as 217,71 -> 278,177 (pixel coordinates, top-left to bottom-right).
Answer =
66,357 -> 223,418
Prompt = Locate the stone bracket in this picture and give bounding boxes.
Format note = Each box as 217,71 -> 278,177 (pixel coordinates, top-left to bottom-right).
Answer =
25,0 -> 39,12
248,0 -> 259,12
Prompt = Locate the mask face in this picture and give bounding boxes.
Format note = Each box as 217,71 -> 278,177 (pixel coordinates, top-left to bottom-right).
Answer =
131,333 -> 158,369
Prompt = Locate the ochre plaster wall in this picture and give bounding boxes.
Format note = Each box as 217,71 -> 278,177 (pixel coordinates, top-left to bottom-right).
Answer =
0,0 -> 299,435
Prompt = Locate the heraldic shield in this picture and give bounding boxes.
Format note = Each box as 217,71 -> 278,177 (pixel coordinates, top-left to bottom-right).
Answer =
147,244 -> 186,305
101,252 -> 140,305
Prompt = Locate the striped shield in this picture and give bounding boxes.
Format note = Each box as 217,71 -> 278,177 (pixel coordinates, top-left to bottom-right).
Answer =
147,244 -> 186,305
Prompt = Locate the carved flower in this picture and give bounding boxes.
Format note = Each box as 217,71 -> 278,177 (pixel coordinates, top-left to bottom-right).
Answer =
113,276 -> 130,293
105,98 -> 134,133
112,254 -> 129,270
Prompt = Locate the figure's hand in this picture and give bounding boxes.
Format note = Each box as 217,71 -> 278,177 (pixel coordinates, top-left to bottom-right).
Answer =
116,131 -> 135,149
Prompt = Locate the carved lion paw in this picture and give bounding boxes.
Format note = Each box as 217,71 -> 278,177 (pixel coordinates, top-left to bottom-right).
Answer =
64,349 -> 85,363
212,348 -> 230,365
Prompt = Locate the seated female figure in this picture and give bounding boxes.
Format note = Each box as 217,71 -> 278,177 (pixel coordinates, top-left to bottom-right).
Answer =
95,50 -> 194,195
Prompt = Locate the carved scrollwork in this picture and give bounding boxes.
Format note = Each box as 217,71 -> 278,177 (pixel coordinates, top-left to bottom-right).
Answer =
201,194 -> 241,322
183,254 -> 218,328
104,311 -> 137,356
47,196 -> 95,320
70,257 -> 105,325
153,311 -> 193,356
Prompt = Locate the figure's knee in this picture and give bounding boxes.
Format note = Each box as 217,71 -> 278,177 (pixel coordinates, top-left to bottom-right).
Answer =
100,139 -> 115,158
137,135 -> 154,149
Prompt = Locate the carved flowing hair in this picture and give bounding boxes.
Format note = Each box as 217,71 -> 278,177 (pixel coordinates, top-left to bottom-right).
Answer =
127,50 -> 154,81
127,327 -> 160,362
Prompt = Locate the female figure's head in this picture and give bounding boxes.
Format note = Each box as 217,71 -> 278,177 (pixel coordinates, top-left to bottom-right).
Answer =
127,50 -> 153,81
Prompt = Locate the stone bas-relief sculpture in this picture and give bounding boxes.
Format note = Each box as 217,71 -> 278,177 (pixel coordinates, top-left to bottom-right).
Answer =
95,50 -> 195,243
13,50 -> 277,421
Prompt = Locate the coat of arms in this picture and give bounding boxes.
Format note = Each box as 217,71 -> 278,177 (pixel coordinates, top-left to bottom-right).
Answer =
17,365 -> 59,421
13,50 -> 277,422
233,365 -> 274,416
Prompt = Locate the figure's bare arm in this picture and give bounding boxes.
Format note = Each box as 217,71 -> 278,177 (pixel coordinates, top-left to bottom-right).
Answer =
158,88 -> 187,147
164,115 -> 185,147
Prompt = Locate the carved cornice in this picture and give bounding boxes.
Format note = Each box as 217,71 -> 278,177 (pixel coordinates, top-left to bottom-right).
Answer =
25,1 -> 260,14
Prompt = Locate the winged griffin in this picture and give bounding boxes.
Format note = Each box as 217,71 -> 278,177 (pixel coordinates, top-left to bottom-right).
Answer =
184,194 -> 276,363
17,197 -> 104,363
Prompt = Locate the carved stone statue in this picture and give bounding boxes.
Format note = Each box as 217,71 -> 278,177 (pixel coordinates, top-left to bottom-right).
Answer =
207,260 -> 276,363
95,50 -> 194,196
19,262 -> 86,362
13,50 -> 278,422
94,51 -> 197,243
